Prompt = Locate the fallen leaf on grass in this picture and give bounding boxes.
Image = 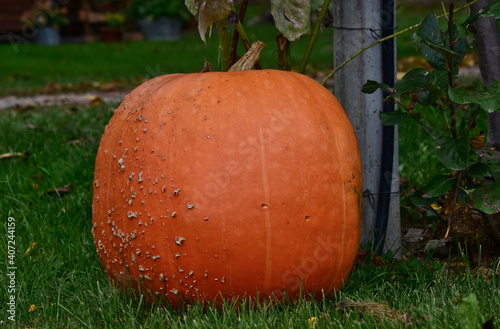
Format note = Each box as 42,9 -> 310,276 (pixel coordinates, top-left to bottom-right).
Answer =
100,82 -> 117,91
46,184 -> 72,196
336,300 -> 412,324
23,124 -> 50,131
25,242 -> 38,256
29,304 -> 42,312
43,81 -> 61,94
43,81 -> 75,94
90,96 -> 104,106
68,137 -> 92,145
457,293 -> 480,329
307,313 -> 327,328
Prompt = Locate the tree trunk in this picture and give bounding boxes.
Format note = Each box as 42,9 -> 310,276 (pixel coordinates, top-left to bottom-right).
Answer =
467,0 -> 500,147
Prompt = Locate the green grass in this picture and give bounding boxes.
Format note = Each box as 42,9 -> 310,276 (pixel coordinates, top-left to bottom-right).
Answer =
1,104 -> 498,328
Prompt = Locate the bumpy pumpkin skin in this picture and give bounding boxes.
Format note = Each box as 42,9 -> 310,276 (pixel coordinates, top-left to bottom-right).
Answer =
92,70 -> 362,306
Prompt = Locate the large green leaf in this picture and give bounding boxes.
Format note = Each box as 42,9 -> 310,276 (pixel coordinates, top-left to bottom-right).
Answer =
467,163 -> 493,178
421,40 -> 463,61
435,134 -> 470,170
394,68 -> 429,94
362,80 -> 391,94
416,15 -> 465,70
422,174 -> 454,197
379,110 -> 412,126
270,0 -> 310,41
418,90 -> 438,107
185,0 -> 232,42
418,14 -> 442,45
450,24 -> 467,66
411,188 -> 438,207
425,69 -> 451,94
419,35 -> 463,70
419,43 -> 447,70
448,80 -> 500,113
416,14 -> 446,70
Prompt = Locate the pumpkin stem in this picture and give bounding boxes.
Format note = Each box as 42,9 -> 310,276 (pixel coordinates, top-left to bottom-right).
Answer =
228,41 -> 265,72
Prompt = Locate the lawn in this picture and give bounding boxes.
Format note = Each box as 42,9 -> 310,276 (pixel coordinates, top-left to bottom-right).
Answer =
1,2 -> 498,328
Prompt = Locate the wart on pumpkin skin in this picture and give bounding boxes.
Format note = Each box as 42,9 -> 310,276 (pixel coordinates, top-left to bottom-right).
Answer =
175,237 -> 185,245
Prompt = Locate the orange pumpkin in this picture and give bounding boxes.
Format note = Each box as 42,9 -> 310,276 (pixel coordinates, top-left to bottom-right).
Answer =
92,70 -> 362,306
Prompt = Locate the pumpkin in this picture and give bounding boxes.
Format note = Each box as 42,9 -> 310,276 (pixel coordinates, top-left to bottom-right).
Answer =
92,69 -> 362,306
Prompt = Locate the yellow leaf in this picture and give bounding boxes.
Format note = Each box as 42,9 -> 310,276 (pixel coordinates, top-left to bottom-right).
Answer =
28,304 -> 42,312
431,203 -> 442,211
25,242 -> 38,256
90,96 -> 104,106
308,317 -> 317,328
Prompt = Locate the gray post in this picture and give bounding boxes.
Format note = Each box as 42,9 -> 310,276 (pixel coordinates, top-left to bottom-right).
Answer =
333,0 -> 401,254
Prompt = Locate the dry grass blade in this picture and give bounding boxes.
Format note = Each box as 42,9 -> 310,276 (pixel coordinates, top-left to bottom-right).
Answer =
0,152 -> 27,160
46,184 -> 73,196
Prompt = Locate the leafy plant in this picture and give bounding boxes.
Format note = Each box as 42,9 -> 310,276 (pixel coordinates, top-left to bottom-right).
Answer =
363,1 -> 500,232
185,0 -> 313,43
129,0 -> 190,22
105,12 -> 125,28
20,0 -> 69,28
184,0 -> 331,71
